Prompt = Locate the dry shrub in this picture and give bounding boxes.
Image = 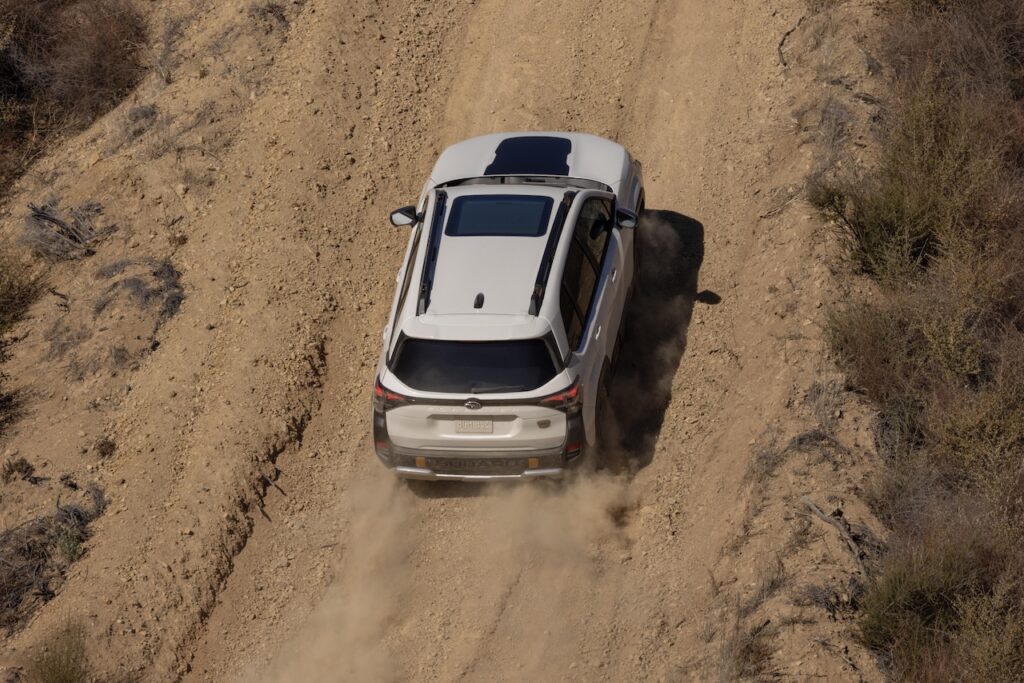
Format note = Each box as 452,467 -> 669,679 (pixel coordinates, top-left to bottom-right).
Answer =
0,485 -> 106,633
926,339 -> 1024,487
811,0 -> 1024,282
811,89 -> 1023,281
2,455 -> 35,483
22,622 -> 91,683
955,580 -> 1024,682
859,507 -> 1012,667
716,617 -> 777,681
21,198 -> 106,260
0,244 -> 42,335
859,504 -> 1024,681
0,0 -> 147,117
0,0 -> 147,191
0,243 -> 42,435
818,0 -> 1024,677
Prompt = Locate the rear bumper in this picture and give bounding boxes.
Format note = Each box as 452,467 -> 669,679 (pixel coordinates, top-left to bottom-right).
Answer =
372,402 -> 586,482
379,444 -> 581,482
393,466 -> 566,482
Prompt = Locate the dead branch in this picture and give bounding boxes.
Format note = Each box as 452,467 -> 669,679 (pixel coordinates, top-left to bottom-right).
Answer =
801,496 -> 867,576
778,16 -> 806,67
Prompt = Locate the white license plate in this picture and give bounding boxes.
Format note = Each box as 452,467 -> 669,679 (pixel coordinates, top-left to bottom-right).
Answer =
455,419 -> 493,434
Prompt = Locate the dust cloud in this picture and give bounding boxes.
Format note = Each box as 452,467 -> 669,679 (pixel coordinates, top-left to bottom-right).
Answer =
259,474 -> 416,683
257,473 -> 635,682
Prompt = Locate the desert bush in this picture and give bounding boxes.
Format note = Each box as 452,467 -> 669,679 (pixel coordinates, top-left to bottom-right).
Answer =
0,0 -> 147,191
812,0 -> 1024,282
2,455 -> 35,483
859,508 -> 1008,642
0,484 -> 106,632
955,580 -> 1024,682
0,244 -> 42,334
0,243 -> 41,435
925,339 -> 1024,486
818,0 -> 1024,677
0,0 -> 147,118
811,87 -> 1023,282
716,617 -> 777,681
21,198 -> 105,260
22,622 -> 92,683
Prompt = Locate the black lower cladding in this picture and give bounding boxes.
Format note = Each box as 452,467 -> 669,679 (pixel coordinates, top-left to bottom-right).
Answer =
392,450 -> 564,475
372,409 -> 392,462
484,136 -> 572,177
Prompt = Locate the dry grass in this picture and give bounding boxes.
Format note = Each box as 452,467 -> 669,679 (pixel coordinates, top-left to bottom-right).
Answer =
816,0 -> 1024,678
20,198 -> 106,260
0,243 -> 42,435
22,622 -> 91,683
0,245 -> 42,334
2,455 -> 35,483
0,484 -> 106,633
740,556 -> 788,618
716,617 -> 778,681
0,0 -> 147,192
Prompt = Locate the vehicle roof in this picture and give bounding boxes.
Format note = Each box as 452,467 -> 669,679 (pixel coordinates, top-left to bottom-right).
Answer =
425,185 -> 564,319
428,132 -> 632,193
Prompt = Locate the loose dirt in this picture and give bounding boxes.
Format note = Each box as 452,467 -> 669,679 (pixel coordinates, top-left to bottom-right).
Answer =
0,0 -> 888,680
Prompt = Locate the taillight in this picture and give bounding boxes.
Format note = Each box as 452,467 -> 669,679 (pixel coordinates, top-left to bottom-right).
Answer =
538,380 -> 582,413
373,377 -> 409,412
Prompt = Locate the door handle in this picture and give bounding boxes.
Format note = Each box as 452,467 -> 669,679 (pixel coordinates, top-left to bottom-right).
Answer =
611,268 -> 618,282
595,325 -> 602,340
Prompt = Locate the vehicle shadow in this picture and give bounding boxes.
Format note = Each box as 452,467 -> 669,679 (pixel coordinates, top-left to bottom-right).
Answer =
604,209 -> 712,471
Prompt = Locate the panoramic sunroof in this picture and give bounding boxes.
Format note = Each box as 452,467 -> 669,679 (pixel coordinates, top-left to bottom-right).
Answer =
483,136 -> 572,176
445,195 -> 554,237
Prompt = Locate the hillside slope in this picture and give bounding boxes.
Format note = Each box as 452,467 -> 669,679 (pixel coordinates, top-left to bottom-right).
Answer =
1,0 -> 886,680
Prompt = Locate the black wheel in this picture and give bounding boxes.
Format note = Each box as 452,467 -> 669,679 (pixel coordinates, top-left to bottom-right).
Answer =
594,370 -> 626,473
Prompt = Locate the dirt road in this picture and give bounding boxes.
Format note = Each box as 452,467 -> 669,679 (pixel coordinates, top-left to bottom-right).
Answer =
1,0 -> 885,680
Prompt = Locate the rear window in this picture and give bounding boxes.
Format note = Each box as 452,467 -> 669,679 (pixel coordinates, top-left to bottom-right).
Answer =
393,339 -> 557,394
445,195 -> 554,237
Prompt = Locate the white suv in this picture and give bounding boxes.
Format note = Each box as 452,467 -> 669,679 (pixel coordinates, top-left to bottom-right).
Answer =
372,132 -> 645,481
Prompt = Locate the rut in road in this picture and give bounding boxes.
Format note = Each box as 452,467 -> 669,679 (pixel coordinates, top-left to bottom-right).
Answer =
182,0 -> 886,681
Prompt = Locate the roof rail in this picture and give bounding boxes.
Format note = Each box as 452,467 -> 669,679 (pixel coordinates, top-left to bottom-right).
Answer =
528,191 -> 576,316
416,190 -> 447,315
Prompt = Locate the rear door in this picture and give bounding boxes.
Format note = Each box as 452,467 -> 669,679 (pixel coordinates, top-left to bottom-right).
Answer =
558,193 -> 621,444
385,338 -> 567,452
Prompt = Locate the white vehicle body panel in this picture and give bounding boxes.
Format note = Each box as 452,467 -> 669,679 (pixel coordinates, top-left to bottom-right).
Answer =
427,132 -> 633,195
373,132 -> 644,480
386,404 -> 567,452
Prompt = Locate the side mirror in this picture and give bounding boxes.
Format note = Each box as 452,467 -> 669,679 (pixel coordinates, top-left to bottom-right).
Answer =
390,205 -> 418,227
616,208 -> 638,229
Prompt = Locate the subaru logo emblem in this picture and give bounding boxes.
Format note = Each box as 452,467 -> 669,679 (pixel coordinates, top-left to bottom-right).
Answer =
465,399 -> 483,410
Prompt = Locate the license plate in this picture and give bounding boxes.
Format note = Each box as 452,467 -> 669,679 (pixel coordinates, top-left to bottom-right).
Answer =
455,419 -> 493,434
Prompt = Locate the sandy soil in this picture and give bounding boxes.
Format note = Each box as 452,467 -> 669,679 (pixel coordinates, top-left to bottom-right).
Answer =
0,0 -> 889,680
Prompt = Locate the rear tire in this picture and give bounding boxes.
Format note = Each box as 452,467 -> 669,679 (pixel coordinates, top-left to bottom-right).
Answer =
594,372 -> 625,474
